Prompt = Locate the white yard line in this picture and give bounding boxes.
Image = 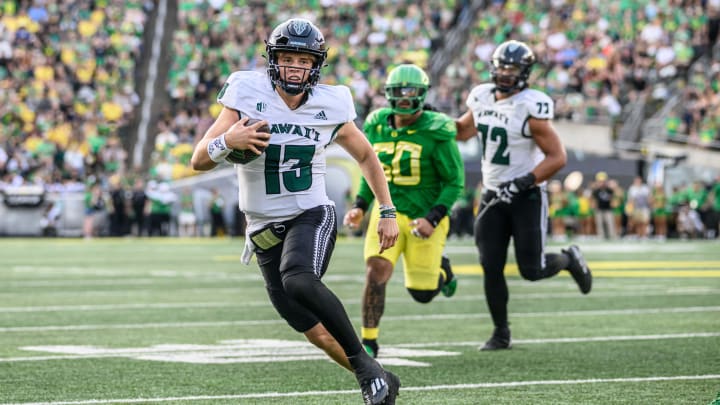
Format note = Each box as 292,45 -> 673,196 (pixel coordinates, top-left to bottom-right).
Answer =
2,288 -> 718,313
3,374 -> 718,404
1,332 -> 717,363
395,332 -> 720,348
1,306 -> 718,333
0,302 -> 240,313
4,276 -> 262,288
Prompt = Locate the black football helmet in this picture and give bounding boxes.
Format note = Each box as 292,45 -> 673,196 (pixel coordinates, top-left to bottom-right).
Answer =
490,40 -> 536,93
265,18 -> 327,95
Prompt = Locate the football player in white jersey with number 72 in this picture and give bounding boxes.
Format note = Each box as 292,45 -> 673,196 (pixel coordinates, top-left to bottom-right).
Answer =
191,18 -> 400,405
455,40 -> 593,352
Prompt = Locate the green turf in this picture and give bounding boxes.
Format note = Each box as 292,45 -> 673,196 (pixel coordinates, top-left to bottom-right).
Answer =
0,237 -> 718,404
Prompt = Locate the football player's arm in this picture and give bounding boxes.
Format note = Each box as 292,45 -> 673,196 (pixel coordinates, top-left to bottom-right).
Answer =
343,117 -> 376,230
336,121 -> 398,251
191,107 -> 269,171
344,176 -> 374,230
528,117 -> 567,183
437,139 -> 466,208
455,111 -> 477,142
413,139 -> 465,238
353,117 -> 378,213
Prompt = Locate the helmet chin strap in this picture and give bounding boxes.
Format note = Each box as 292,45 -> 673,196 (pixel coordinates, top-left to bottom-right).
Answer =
280,81 -> 305,95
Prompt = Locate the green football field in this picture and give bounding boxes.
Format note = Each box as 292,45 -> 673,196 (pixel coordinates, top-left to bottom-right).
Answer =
0,237 -> 718,405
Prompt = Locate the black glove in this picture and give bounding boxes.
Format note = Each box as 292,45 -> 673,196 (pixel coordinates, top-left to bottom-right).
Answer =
496,173 -> 536,204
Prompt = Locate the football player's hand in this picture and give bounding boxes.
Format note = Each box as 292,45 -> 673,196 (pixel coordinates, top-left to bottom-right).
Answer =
225,118 -> 270,154
377,217 -> 399,254
343,208 -> 364,230
410,218 -> 434,239
497,173 -> 536,204
497,181 -> 519,204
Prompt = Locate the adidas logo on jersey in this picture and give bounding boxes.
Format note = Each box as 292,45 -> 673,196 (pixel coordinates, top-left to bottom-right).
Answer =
314,110 -> 327,120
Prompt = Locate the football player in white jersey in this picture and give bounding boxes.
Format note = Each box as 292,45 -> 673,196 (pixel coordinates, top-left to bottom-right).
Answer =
456,40 -> 592,351
191,18 -> 400,405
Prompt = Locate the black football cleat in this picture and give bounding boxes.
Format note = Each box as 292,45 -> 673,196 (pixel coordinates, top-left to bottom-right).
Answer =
359,376 -> 388,405
564,245 -> 592,294
349,353 -> 389,405
440,255 -> 458,297
481,326 -> 511,351
363,338 -> 379,359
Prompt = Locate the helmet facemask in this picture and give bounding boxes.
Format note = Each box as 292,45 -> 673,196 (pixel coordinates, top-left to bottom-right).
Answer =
267,52 -> 322,95
265,19 -> 327,95
384,64 -> 430,115
385,85 -> 428,115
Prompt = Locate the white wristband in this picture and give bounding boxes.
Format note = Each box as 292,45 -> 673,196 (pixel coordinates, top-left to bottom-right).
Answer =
207,133 -> 231,163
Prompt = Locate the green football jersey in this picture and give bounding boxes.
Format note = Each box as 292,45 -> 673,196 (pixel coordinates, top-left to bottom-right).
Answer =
357,108 -> 465,219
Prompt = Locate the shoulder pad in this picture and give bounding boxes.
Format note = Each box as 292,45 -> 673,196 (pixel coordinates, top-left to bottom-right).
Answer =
424,112 -> 457,140
466,83 -> 495,109
363,108 -> 391,130
516,89 -> 554,120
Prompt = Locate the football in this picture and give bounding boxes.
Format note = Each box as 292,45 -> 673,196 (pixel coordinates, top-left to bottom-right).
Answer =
225,118 -> 271,164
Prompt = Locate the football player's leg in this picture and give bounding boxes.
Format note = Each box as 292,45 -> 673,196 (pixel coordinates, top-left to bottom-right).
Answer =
257,241 -> 316,329
476,194 -> 513,350
304,322 -> 352,371
476,195 -> 512,328
279,206 -> 363,356
403,215 -> 451,302
513,188 -> 569,280
361,207 -> 405,357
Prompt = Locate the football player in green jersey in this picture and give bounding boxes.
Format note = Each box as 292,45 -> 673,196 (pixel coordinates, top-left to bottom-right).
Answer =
344,64 -> 465,358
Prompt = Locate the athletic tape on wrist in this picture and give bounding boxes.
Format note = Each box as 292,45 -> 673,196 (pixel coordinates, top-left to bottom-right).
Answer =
207,133 -> 231,163
378,204 -> 396,219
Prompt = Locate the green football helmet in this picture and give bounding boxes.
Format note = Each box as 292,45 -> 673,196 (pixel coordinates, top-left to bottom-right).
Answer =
384,64 -> 430,115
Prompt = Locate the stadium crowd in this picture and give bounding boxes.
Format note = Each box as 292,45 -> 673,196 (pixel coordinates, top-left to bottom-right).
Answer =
2,0 -> 720,238
0,0 -> 150,187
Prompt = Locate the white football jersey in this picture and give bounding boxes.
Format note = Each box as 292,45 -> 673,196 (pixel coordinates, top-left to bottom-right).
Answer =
465,83 -> 553,190
218,70 -> 357,233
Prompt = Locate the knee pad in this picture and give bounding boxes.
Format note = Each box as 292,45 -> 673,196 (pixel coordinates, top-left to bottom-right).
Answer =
407,288 -> 437,303
282,272 -> 317,302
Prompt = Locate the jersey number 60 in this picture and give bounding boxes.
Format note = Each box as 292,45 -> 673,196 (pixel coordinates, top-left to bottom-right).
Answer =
374,141 -> 422,186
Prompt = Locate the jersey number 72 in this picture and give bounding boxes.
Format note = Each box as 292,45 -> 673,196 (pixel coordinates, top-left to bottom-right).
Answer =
477,124 -> 509,165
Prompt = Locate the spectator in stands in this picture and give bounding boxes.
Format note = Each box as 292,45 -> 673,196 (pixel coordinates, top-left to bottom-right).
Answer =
548,179 -> 569,242
83,182 -> 107,238
130,178 -> 148,236
576,187 -> 595,238
146,181 -> 176,237
686,180 -> 711,237
626,176 -> 652,239
707,175 -> 720,238
592,171 -> 616,239
108,175 -> 129,236
652,182 -> 669,240
609,178 -> 626,237
209,188 -> 226,237
178,187 -> 197,237
1,0 -> 150,199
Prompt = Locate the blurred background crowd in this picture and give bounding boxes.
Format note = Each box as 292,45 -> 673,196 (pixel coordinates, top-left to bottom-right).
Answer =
2,0 -> 720,238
